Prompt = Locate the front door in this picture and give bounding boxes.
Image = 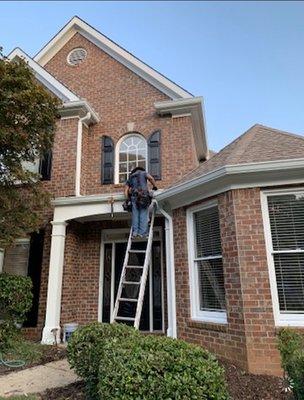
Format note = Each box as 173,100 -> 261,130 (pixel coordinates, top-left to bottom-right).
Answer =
100,235 -> 163,332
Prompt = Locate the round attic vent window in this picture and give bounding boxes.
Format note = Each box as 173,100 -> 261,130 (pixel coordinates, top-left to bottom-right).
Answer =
67,48 -> 87,66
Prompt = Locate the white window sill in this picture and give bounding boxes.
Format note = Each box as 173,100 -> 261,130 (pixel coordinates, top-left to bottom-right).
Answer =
276,314 -> 304,327
192,311 -> 228,325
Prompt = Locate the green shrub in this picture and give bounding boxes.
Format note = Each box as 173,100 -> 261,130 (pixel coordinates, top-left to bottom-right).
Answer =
67,322 -> 140,398
97,335 -> 229,400
0,274 -> 33,352
278,328 -> 304,399
68,322 -> 229,400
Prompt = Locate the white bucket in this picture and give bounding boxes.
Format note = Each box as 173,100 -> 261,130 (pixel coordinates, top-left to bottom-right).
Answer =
63,323 -> 78,343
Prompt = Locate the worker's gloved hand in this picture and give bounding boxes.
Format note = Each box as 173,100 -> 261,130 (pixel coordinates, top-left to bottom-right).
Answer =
152,186 -> 158,191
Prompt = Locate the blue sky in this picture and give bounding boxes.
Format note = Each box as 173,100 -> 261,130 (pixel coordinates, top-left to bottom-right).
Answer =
1,1 -> 304,151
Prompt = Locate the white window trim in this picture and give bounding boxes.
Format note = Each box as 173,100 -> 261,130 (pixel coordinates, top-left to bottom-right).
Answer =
186,200 -> 227,324
114,133 -> 148,184
261,188 -> 304,327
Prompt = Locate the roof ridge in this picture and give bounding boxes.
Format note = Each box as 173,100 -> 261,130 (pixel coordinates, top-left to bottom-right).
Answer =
254,123 -> 304,142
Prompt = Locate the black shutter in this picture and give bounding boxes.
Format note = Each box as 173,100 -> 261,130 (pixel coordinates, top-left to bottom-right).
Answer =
39,150 -> 52,181
148,130 -> 161,180
102,136 -> 114,184
23,230 -> 45,328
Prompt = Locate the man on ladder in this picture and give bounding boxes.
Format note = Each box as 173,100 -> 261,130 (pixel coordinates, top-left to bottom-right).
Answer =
124,167 -> 158,239
111,167 -> 158,328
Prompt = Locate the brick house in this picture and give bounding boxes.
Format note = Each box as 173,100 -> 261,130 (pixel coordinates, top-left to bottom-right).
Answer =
1,16 -> 304,376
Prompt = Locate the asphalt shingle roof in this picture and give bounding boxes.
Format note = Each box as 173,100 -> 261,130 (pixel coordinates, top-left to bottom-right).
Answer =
174,124 -> 304,186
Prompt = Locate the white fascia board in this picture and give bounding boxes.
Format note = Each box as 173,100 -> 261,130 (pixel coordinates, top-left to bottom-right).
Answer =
60,100 -> 100,124
34,16 -> 192,100
156,158 -> 304,209
155,97 -> 208,161
53,192 -> 125,206
8,48 -> 80,103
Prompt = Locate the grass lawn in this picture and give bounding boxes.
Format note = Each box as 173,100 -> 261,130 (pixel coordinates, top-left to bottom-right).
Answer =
0,339 -> 66,376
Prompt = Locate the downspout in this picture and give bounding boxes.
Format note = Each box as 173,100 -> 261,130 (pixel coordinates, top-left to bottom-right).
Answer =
159,207 -> 177,338
75,112 -> 91,196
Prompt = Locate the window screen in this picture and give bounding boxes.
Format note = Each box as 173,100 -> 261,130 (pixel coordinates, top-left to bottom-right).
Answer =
267,194 -> 304,313
194,206 -> 226,312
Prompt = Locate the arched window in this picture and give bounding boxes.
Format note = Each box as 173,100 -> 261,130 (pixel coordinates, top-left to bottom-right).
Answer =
116,134 -> 147,183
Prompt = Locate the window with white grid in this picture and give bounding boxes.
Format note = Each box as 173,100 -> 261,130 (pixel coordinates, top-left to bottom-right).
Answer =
117,134 -> 147,184
263,191 -> 304,326
187,202 -> 227,324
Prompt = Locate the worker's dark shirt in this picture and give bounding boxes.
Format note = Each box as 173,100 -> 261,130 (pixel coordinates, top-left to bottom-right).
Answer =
126,170 -> 148,194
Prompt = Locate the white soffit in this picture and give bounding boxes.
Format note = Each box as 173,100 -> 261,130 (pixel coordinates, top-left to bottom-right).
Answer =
8,47 -> 80,103
34,16 -> 193,100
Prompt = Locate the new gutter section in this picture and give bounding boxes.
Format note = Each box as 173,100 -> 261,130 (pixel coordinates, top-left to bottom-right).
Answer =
75,112 -> 91,196
156,158 -> 304,209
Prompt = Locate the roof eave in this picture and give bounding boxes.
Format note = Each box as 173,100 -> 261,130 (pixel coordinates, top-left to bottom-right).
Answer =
59,100 -> 100,124
155,97 -> 208,161
156,158 -> 304,209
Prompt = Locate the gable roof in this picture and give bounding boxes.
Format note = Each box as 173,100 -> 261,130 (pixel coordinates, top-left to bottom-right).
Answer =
157,124 -> 304,207
33,16 -> 193,100
8,47 -> 80,103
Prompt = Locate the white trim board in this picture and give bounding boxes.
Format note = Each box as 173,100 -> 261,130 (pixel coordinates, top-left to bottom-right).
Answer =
34,16 -> 193,100
260,188 -> 304,327
8,48 -> 80,103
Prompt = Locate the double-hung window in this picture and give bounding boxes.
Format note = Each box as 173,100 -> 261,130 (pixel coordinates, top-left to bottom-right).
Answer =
187,202 -> 227,324
262,189 -> 304,326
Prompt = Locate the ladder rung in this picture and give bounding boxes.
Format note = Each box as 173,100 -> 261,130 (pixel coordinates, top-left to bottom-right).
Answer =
115,316 -> 135,321
129,249 -> 146,253
123,281 -> 141,285
119,298 -> 138,302
126,265 -> 143,269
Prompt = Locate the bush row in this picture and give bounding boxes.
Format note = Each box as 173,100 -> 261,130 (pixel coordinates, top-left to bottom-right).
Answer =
68,322 -> 229,400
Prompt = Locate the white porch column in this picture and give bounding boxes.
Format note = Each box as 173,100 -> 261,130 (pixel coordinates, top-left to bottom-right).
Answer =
41,221 -> 68,344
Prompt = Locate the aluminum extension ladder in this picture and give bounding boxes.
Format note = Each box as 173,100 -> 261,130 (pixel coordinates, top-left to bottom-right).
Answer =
111,200 -> 157,329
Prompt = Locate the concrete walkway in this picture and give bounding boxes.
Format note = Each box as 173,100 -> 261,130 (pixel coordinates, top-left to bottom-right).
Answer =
0,359 -> 80,398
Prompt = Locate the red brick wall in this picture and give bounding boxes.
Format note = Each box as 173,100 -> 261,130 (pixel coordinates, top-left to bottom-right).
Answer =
43,118 -> 79,198
43,33 -> 198,195
173,188 -> 284,376
232,188 -> 282,375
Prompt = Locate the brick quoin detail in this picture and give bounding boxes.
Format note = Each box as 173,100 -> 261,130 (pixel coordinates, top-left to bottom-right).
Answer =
173,188 -> 282,376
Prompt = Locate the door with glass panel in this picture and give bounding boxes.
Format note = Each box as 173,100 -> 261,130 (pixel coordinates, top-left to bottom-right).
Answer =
101,238 -> 163,332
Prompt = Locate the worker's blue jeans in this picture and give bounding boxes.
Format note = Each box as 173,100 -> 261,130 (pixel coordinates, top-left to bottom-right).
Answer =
131,200 -> 149,236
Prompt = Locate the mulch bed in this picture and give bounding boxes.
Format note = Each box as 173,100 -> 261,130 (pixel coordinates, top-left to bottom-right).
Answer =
221,360 -> 293,400
40,381 -> 85,400
0,346 -> 67,376
37,360 -> 294,400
